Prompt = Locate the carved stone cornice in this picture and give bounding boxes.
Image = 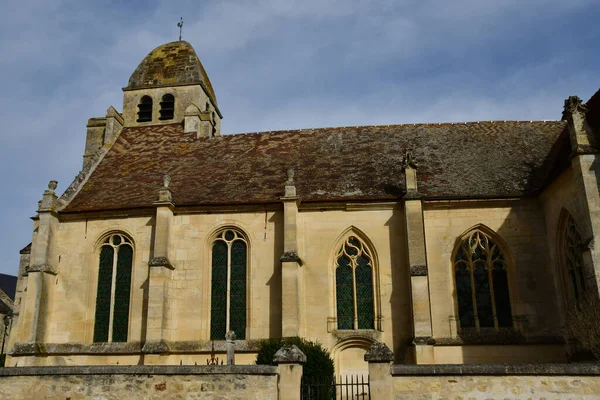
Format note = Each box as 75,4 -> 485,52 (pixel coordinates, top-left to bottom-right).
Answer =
10,341 -> 143,355
148,257 -> 174,269
410,264 -> 428,276
280,252 -> 302,265
412,336 -> 435,345
434,331 -> 564,346
331,329 -> 381,342
26,263 -> 58,276
10,339 -> 263,356
142,339 -> 170,354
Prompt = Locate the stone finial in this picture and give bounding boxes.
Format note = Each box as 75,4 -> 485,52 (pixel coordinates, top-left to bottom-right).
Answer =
48,180 -> 58,192
104,106 -> 124,145
273,344 -> 307,364
225,330 -> 237,341
39,180 -> 59,211
364,342 -> 394,363
286,168 -> 295,185
283,167 -> 297,198
156,175 -> 173,203
226,330 -> 236,365
106,105 -> 123,120
562,96 -> 588,121
402,149 -> 418,193
401,149 -> 418,170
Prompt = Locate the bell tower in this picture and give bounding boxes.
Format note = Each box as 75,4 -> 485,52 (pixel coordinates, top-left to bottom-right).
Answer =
121,40 -> 222,136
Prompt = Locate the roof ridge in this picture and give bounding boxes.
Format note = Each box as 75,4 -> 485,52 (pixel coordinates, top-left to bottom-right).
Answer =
221,119 -> 564,138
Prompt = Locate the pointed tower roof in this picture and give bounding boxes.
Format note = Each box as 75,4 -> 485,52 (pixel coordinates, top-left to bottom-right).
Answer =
125,41 -> 217,106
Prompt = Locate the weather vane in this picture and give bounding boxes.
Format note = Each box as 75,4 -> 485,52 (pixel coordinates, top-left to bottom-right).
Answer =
177,17 -> 184,41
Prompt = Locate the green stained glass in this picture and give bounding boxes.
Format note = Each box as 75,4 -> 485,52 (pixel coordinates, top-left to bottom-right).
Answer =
348,237 -> 360,247
344,238 -> 359,256
112,245 -> 132,342
454,231 -> 513,330
356,257 -> 374,329
473,246 -> 485,261
336,256 -> 353,329
211,240 -> 228,340
229,240 -> 247,339
493,263 -> 512,327
94,246 -> 114,342
491,245 -> 503,261
474,262 -> 493,327
456,247 -> 466,262
455,262 -> 474,328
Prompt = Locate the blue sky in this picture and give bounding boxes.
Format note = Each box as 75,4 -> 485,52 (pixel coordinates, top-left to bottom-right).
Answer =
0,0 -> 599,275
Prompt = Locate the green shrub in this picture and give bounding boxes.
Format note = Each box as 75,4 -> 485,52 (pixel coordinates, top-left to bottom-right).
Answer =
255,337 -> 334,379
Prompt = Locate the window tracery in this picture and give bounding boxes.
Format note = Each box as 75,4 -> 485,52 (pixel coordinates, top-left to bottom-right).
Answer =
335,236 -> 375,330
453,229 -> 512,330
210,229 -> 247,340
93,233 -> 133,343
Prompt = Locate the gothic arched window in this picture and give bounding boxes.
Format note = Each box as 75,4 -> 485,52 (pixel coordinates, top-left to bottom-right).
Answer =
137,95 -> 153,122
563,214 -> 587,302
159,94 -> 175,120
93,233 -> 133,343
453,229 -> 513,330
335,236 -> 375,330
210,229 -> 247,340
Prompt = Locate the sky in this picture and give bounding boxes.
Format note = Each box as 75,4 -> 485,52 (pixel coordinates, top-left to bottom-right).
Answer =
0,0 -> 599,275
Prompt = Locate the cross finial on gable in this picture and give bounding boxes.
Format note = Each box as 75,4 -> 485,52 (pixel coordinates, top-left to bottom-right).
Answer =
401,149 -> 418,170
177,17 -> 184,41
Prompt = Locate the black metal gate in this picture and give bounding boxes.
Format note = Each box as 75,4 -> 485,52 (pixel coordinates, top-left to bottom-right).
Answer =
301,375 -> 370,399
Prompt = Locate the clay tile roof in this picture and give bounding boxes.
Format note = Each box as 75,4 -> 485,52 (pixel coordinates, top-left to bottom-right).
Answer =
126,41 -> 217,106
63,120 -> 568,213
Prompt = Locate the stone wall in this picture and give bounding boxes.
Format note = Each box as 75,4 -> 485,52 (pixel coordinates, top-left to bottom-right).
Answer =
388,363 -> 600,400
0,365 -> 278,400
11,204 -> 408,370
11,194 -> 571,369
423,199 -> 564,364
539,167 -> 579,326
122,85 -> 220,134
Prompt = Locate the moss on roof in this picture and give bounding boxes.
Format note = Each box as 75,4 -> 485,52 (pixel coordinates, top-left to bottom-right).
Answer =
126,41 -> 217,106
63,121 -> 568,212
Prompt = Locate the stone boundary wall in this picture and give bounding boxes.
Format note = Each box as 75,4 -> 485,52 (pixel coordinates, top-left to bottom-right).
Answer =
388,364 -> 600,400
391,363 -> 600,376
0,365 -> 279,400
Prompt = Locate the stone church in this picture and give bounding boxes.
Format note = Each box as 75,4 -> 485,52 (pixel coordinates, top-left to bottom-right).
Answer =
7,40 -> 600,375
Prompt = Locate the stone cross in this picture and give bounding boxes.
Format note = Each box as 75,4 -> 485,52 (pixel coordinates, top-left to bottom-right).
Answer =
225,330 -> 236,365
177,17 -> 184,41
